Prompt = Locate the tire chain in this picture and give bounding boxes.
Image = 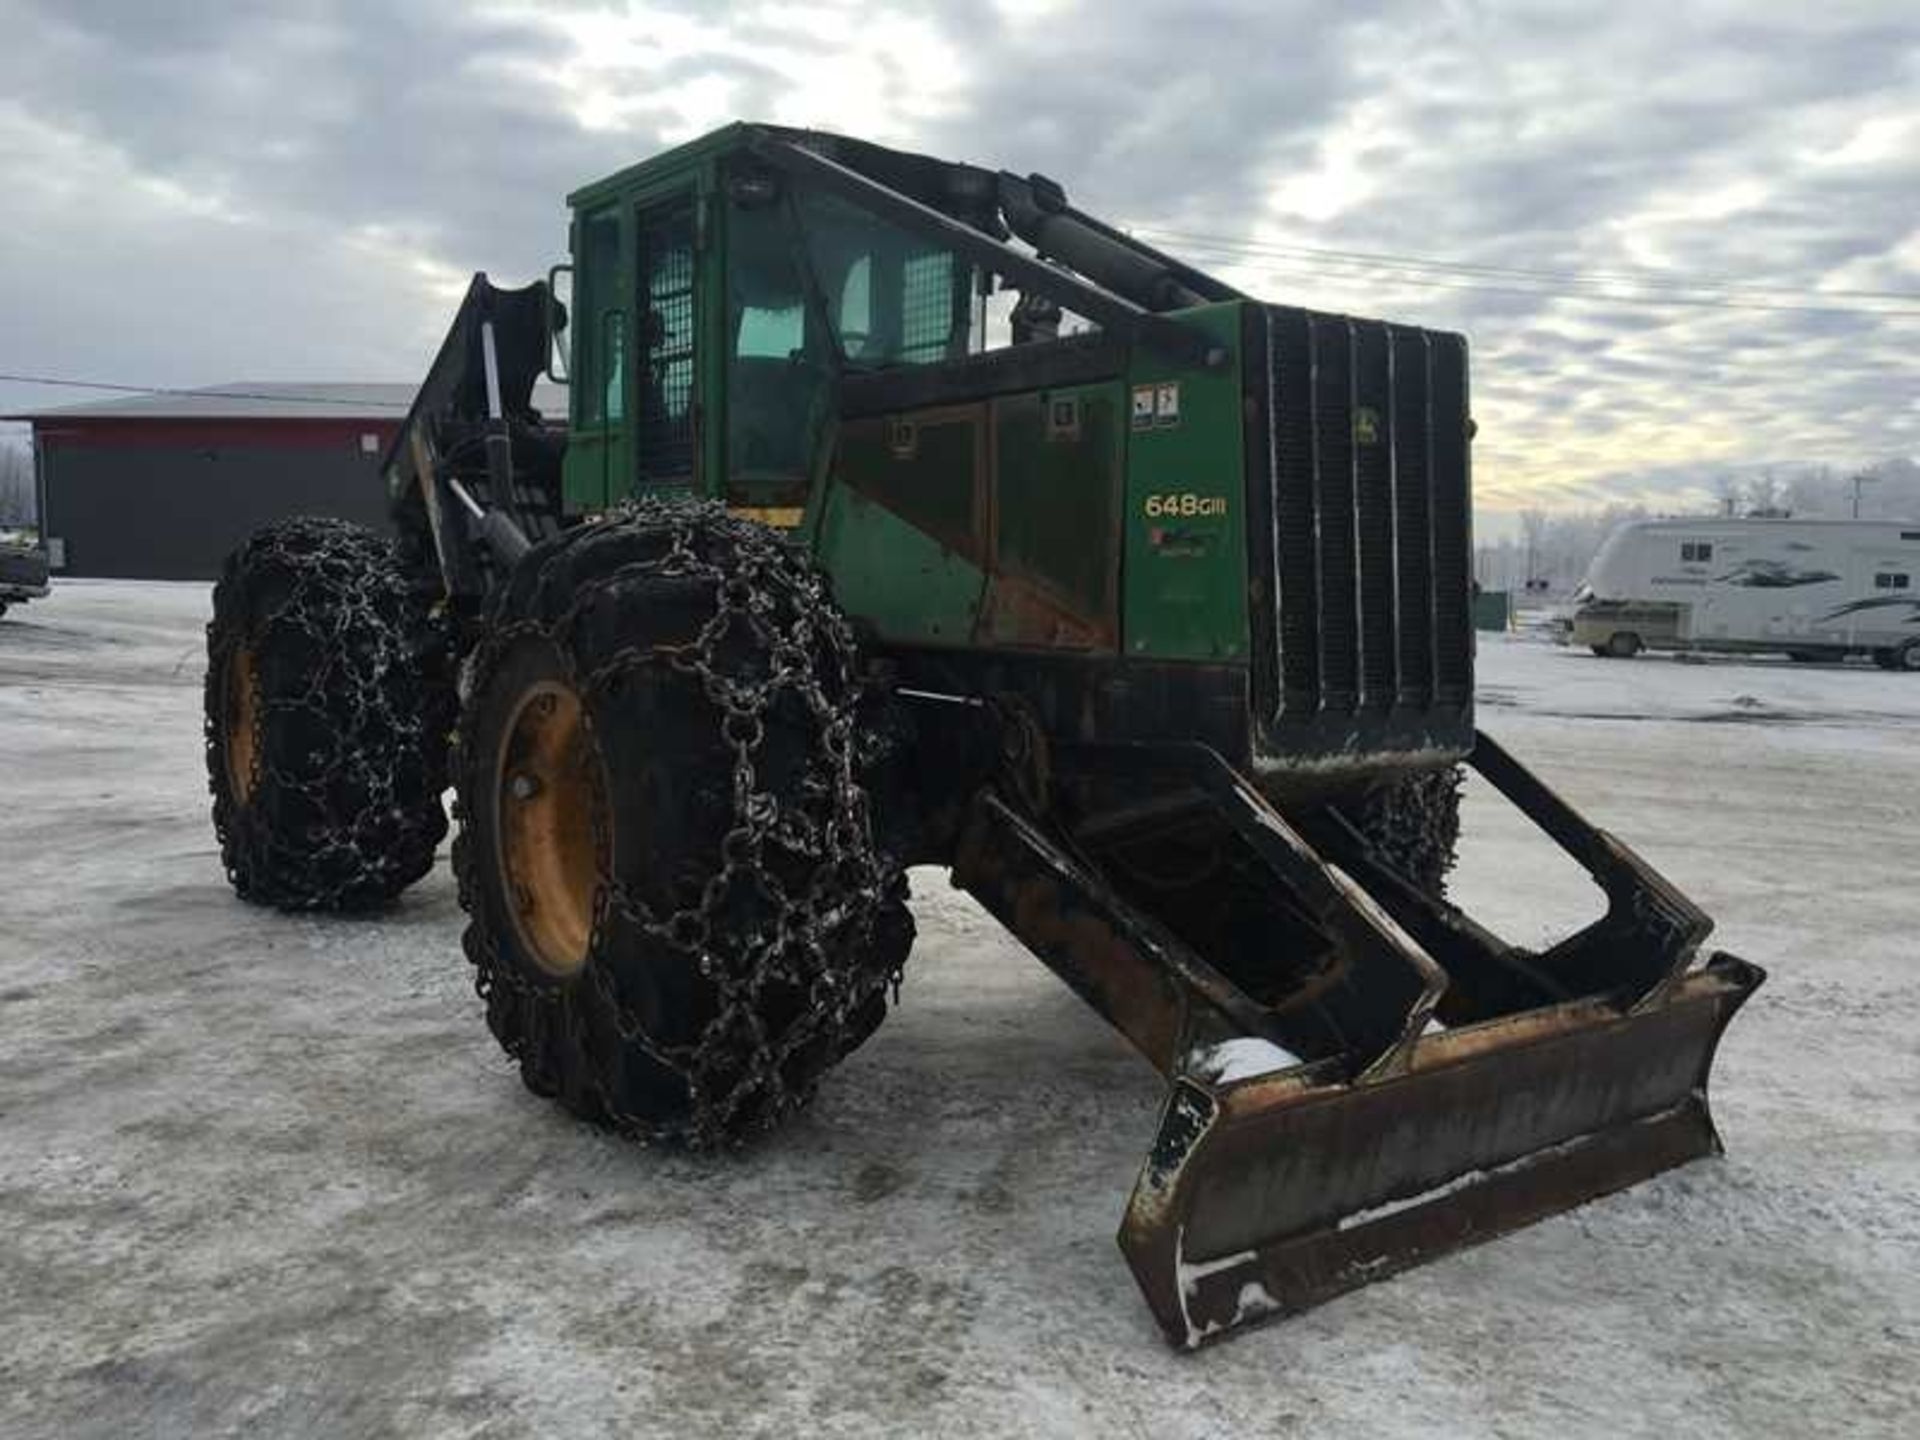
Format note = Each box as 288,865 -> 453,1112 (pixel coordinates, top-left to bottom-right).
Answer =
456,496 -> 905,1149
1348,765 -> 1464,897
206,516 -> 452,909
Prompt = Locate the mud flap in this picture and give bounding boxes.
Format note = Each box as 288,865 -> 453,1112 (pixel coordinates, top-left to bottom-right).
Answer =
1119,954 -> 1763,1348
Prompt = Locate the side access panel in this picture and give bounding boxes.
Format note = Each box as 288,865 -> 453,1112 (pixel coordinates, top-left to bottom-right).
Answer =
815,403 -> 988,646
976,382 -> 1125,652
815,480 -> 986,646
816,378 -> 1134,656
1121,304 -> 1248,662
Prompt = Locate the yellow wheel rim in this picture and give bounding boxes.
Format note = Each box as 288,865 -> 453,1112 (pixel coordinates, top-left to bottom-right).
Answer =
496,680 -> 609,978
225,645 -> 259,805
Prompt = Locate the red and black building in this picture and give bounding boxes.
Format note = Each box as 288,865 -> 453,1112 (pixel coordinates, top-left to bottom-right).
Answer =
4,383 -> 414,580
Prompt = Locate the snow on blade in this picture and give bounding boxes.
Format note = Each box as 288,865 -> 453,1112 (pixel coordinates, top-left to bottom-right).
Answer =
1185,1037 -> 1302,1084
1172,1227 -> 1282,1346
1332,1120 -> 1631,1231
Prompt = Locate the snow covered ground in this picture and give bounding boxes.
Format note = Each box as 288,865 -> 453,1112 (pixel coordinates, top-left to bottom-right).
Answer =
1,583 -> 1915,1439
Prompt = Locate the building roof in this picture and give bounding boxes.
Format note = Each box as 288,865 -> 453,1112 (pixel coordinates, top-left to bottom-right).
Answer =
4,380 -> 567,423
1618,516 -> 1920,533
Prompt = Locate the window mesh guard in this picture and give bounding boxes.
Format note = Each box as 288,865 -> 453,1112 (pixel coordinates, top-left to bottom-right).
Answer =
638,200 -> 697,484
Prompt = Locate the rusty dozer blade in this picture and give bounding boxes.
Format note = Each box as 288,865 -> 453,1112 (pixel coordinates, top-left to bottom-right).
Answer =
1121,959 -> 1758,1347
952,731 -> 1764,1349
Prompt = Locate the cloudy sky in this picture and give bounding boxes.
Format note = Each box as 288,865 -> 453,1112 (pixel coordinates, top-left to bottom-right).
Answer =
1,0 -> 1914,517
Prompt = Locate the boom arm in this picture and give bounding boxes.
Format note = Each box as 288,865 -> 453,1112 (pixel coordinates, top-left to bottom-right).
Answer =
382,275 -> 562,599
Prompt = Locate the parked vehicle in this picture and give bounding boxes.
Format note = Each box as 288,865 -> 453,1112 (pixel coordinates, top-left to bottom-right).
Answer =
0,530 -> 50,619
1570,517 -> 1920,669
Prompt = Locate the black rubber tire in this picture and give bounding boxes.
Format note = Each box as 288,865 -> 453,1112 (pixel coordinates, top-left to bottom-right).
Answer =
1788,651 -> 1824,663
1349,764 -> 1463,897
1873,641 -> 1920,672
452,498 -> 913,1147
205,517 -> 453,910
1605,631 -> 1643,658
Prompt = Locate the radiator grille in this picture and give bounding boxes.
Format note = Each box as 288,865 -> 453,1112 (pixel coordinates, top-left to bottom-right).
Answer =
1263,306 -> 1473,726
1311,319 -> 1358,710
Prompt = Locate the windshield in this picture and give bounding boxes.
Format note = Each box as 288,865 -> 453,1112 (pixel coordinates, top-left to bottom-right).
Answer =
793,186 -> 970,369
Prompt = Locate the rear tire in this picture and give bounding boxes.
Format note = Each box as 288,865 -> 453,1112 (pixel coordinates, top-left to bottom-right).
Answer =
1877,641 -> 1920,672
452,498 -> 912,1147
205,517 -> 453,909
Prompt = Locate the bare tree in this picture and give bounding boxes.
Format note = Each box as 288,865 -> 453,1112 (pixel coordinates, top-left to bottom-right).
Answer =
1751,458 -> 1920,520
1747,469 -> 1789,515
1518,508 -> 1549,584
1785,465 -> 1832,516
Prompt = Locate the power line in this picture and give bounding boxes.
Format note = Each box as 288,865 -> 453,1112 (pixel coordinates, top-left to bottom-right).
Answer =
1130,229 -> 1920,317
0,373 -> 412,409
1173,251 -> 1920,318
1133,226 -> 1920,305
1154,237 -> 1920,315
1135,226 -> 1920,302
1162,250 -> 1920,318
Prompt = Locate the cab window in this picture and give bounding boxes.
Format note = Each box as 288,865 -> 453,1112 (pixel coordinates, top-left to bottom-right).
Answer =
725,185 -> 828,485
577,210 -> 622,425
794,186 -> 969,368
737,304 -> 805,358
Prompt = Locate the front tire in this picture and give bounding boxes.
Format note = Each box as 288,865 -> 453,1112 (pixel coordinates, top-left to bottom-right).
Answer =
205,517 -> 452,909
453,498 -> 912,1147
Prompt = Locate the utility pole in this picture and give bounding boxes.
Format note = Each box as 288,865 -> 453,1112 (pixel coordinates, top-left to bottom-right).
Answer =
1851,472 -> 1878,519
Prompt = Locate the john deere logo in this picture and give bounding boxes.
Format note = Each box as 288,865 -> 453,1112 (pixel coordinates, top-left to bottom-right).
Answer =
1354,407 -> 1381,445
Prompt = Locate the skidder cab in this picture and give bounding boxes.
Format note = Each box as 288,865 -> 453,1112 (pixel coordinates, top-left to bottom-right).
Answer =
205,123 -> 1762,1346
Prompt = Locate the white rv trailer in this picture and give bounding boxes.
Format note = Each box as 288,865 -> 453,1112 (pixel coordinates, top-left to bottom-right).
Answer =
1568,517 -> 1920,669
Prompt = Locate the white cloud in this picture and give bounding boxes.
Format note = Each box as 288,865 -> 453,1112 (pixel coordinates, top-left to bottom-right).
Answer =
0,0 -> 1913,512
